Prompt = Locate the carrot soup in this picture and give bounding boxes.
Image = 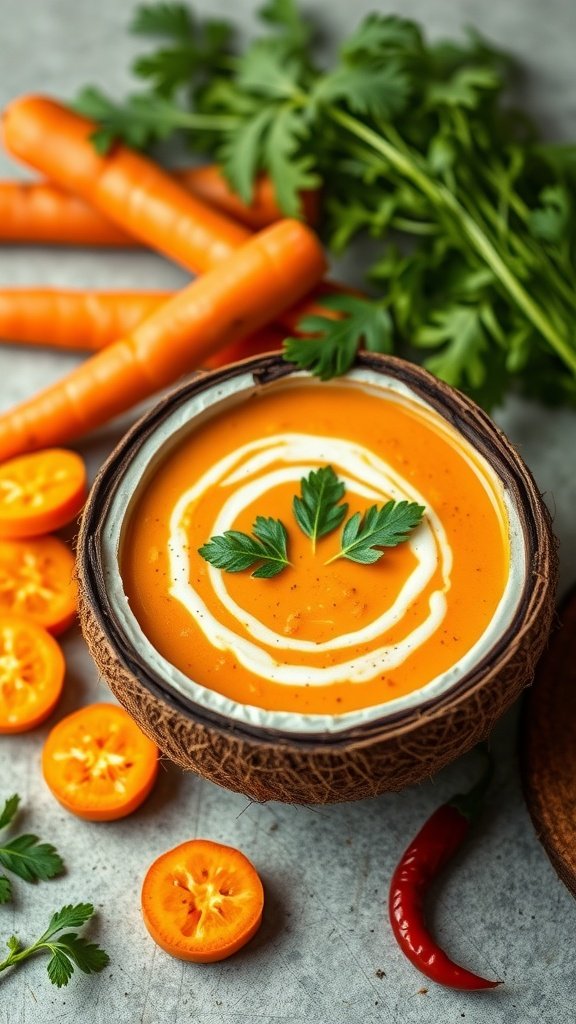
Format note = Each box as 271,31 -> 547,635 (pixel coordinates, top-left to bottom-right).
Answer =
114,368 -> 524,732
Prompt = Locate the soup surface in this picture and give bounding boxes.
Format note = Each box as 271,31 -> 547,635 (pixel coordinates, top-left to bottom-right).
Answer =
119,374 -> 506,712
120,378 -> 510,717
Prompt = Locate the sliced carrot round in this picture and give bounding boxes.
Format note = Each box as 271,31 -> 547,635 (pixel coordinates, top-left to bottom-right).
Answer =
141,839 -> 264,963
0,535 -> 77,635
0,448 -> 87,539
0,615 -> 65,733
42,703 -> 159,821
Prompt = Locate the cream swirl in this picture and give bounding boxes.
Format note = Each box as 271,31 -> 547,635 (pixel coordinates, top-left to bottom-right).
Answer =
168,434 -> 452,686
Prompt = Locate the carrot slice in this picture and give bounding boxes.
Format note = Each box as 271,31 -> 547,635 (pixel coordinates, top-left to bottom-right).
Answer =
42,703 -> 159,821
141,839 -> 264,963
0,535 -> 77,635
0,615 -> 65,733
0,449 -> 86,538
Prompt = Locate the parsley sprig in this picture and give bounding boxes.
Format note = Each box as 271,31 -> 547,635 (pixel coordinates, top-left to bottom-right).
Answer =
199,516 -> 290,578
77,1 -> 576,410
0,794 -> 64,904
199,467 -> 424,576
325,500 -> 425,565
292,465 -> 348,550
0,903 -> 109,988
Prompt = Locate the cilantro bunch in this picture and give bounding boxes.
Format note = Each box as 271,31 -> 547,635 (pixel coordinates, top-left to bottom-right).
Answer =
76,1 -> 576,410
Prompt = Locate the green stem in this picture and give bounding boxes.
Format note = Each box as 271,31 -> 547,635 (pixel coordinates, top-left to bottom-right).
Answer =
329,106 -> 576,376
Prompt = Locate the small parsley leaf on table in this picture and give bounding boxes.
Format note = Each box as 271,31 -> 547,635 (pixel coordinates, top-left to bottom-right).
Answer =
0,793 -> 64,891
326,501 -> 425,565
199,517 -> 290,578
0,903 -> 109,988
284,294 -> 393,380
293,466 -> 348,550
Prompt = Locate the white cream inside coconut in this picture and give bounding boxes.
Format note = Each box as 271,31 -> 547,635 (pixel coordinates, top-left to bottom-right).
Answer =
101,368 -> 526,735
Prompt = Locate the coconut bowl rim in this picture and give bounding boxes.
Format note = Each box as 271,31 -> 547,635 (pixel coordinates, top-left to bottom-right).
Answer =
78,351 -> 555,749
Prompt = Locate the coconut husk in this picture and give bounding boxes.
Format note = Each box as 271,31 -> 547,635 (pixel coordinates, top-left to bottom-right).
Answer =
520,586 -> 576,897
78,353 -> 558,804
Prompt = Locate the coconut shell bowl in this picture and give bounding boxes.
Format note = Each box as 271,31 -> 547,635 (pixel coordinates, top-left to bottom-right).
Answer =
78,354 -> 557,805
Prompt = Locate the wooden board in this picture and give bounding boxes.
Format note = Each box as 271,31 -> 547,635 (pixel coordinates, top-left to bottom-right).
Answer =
520,585 -> 576,896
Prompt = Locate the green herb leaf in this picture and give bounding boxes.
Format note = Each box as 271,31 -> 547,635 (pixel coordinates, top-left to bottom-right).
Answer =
0,794 -> 20,831
293,466 -> 348,549
0,834 -> 64,884
130,2 -> 193,38
47,948 -> 75,988
41,904 -> 96,940
284,295 -> 393,380
53,934 -> 111,976
327,501 -> 425,565
0,904 -> 109,988
0,876 -> 11,905
315,61 -> 411,121
259,0 -> 311,52
199,517 -> 290,578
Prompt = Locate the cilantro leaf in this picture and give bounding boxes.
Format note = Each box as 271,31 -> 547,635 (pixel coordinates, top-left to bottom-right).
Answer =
219,107 -> 276,202
263,107 -> 320,216
0,904 -> 109,988
315,61 -> 411,121
199,517 -> 290,578
53,934 -> 111,975
130,3 -> 193,38
0,876 -> 11,905
259,0 -> 311,52
0,794 -> 20,831
46,948 -> 75,988
426,66 -> 501,109
284,295 -> 393,380
327,501 -> 425,565
414,304 -> 491,391
40,904 -> 96,940
342,14 -> 424,60
0,834 -> 64,884
528,185 -> 570,244
293,466 -> 348,549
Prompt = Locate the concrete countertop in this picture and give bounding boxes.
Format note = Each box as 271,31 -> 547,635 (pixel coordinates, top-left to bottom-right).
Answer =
0,1 -> 574,1022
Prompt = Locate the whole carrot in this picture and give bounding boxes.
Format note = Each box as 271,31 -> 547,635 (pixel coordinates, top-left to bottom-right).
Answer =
0,286 -> 286,362
0,289 -> 171,349
0,219 -> 326,460
0,181 -> 132,246
0,169 -> 318,247
1,96 -> 334,334
2,96 -> 251,272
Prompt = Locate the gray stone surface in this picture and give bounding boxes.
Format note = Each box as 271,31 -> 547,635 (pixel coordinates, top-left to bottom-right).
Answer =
0,1 -> 575,1021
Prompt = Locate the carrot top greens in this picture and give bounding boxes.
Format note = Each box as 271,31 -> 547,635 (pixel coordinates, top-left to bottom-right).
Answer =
76,1 -> 576,410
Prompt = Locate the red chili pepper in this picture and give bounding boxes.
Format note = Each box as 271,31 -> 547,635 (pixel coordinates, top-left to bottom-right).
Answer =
388,753 -> 501,990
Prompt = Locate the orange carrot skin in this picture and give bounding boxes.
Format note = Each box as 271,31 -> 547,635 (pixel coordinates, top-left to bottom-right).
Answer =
2,96 -> 332,332
0,219 -> 326,460
2,96 -> 252,272
0,170 -> 318,247
0,288 -> 287,357
0,289 -> 171,350
0,180 -> 133,246
175,167 -> 320,230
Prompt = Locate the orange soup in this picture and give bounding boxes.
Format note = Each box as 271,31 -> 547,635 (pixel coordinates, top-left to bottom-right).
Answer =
120,375 -> 513,719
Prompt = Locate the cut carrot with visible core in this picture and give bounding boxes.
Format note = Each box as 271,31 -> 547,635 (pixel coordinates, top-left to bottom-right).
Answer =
0,449 -> 86,538
42,703 -> 159,820
0,535 -> 77,634
0,615 -> 65,733
141,839 -> 264,963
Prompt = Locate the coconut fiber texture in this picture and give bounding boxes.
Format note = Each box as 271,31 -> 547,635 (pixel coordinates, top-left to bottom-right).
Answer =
78,354 -> 558,805
521,585 -> 576,897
